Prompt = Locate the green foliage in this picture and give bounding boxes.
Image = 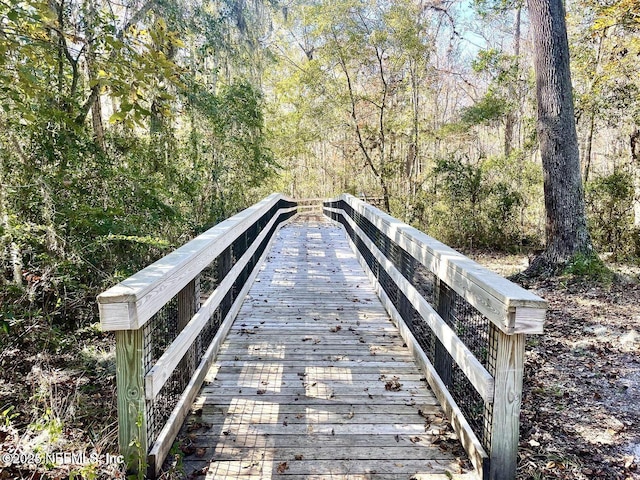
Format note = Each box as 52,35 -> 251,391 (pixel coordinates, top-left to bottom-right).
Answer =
473,0 -> 522,16
460,48 -> 519,129
586,171 -> 636,260
563,253 -> 614,284
423,155 -> 533,251
0,0 -> 277,335
460,91 -> 510,126
472,49 -> 518,83
1,405 -> 19,427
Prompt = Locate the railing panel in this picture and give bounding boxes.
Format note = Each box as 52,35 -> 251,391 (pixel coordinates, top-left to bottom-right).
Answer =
98,195 -> 297,477
324,194 -> 546,480
99,194 -> 292,330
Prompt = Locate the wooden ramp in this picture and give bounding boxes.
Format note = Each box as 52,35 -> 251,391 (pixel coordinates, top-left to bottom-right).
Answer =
178,217 -> 471,479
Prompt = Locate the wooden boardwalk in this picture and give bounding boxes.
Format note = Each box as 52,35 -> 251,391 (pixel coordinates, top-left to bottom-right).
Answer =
179,217 -> 471,479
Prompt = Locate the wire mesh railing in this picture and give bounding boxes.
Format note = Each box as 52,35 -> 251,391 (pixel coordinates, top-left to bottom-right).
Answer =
324,194 -> 546,480
98,194 -> 297,477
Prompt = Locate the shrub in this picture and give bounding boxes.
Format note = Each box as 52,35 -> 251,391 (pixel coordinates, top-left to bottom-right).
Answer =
586,171 -> 636,260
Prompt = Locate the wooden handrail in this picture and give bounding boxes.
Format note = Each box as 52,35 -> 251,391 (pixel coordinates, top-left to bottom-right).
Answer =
323,193 -> 547,480
98,193 -> 287,331
328,194 -> 546,334
326,206 -> 495,403
144,209 -> 292,399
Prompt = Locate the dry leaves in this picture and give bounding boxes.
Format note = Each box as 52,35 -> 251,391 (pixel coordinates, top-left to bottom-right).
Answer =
384,376 -> 402,391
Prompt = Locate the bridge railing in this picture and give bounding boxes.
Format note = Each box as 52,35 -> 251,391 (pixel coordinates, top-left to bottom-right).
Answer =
295,197 -> 325,213
324,194 -> 546,480
98,194 -> 297,477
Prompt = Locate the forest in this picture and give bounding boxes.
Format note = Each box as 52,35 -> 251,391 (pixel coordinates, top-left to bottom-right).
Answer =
0,0 -> 639,478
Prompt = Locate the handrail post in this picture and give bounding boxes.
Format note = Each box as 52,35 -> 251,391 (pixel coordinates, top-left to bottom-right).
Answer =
115,328 -> 147,473
489,326 -> 525,480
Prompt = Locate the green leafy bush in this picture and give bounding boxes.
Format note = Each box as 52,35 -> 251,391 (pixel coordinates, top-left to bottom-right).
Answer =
586,171 -> 636,260
422,155 -> 539,251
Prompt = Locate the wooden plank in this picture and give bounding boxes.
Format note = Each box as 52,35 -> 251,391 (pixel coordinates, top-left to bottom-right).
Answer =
212,360 -> 430,369
195,445 -> 455,461
188,473 -> 473,480
180,433 -> 452,447
213,355 -> 415,362
229,325 -> 400,333
98,197 -> 296,330
226,326 -> 399,334
200,458 -> 465,476
181,422 -> 441,436
205,367 -> 422,377
190,394 -> 439,405
209,372 -> 427,382
325,195 -> 547,334
217,344 -> 415,353
198,411 -> 443,426
193,403 -> 442,417
198,384 -> 436,397
193,473 -> 474,480
147,219 -> 292,475
177,278 -> 198,331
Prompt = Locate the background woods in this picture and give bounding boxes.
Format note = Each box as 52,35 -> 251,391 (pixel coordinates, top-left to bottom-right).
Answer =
1,0 -> 640,478
4,0 -> 640,328
265,0 -> 640,258
0,0 -> 277,331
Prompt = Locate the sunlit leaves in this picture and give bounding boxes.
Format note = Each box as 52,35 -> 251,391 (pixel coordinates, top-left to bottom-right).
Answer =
460,91 -> 510,126
592,0 -> 640,31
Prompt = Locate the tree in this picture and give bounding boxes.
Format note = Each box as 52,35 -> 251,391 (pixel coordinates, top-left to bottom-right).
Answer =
526,0 -> 593,273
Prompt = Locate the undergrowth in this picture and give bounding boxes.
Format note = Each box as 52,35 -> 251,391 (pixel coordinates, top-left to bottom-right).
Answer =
562,253 -> 616,285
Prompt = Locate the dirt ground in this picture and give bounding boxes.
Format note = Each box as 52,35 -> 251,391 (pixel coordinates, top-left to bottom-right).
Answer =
471,253 -> 640,480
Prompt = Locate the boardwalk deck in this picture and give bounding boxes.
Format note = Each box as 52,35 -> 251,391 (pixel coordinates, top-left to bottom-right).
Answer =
178,217 -> 472,479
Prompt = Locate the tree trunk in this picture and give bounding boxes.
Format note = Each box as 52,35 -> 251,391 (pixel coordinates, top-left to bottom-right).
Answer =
583,112 -> 595,184
504,6 -> 521,158
527,0 -> 593,274
631,129 -> 640,227
582,30 -> 605,185
0,153 -> 22,285
85,1 -> 105,151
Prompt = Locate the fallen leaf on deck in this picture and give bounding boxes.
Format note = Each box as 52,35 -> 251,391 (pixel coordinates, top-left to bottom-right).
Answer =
385,377 -> 402,391
187,422 -> 203,432
180,438 -> 196,455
